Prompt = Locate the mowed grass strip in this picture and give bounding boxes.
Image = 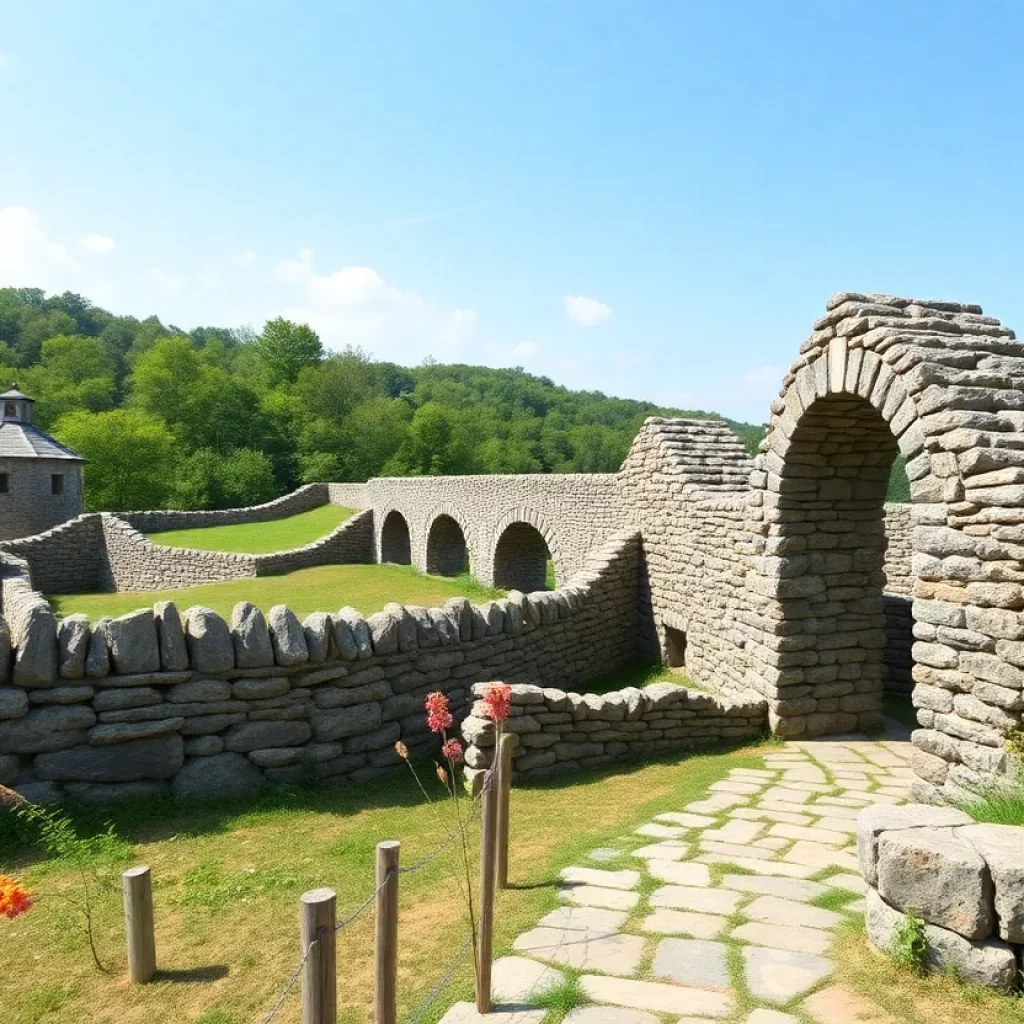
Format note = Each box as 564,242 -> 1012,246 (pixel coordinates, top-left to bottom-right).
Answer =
0,744 -> 772,1024
49,564 -> 505,624
146,505 -> 357,554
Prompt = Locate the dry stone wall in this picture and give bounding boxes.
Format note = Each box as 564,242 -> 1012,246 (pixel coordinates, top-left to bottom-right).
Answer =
0,532 -> 642,803
460,681 -> 766,784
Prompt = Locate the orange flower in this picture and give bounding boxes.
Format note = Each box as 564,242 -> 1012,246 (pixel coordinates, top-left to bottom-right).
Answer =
483,683 -> 512,723
0,875 -> 33,920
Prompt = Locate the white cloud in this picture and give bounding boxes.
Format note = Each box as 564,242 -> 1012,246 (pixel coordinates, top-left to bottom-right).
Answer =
233,249 -> 258,267
148,266 -> 183,293
0,206 -> 75,289
79,233 -> 117,253
563,294 -> 612,327
509,341 -> 538,360
273,248 -> 477,361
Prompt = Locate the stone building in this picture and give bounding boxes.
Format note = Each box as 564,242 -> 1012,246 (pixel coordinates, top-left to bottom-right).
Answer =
0,387 -> 85,542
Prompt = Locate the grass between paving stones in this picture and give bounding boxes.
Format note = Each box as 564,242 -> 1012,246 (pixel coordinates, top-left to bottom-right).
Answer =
831,916 -> 1024,1024
48,563 -> 507,624
145,505 -> 357,554
0,741 -> 772,1024
810,887 -> 861,912
528,971 -> 584,1019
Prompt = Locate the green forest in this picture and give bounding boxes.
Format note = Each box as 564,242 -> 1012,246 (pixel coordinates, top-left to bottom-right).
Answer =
0,288 -> 768,512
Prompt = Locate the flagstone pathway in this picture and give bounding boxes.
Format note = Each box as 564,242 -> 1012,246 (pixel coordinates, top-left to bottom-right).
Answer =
439,730 -> 914,1024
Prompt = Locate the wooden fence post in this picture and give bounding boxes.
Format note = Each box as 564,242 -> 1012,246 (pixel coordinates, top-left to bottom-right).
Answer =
375,841 -> 400,1024
476,764 -> 499,1013
300,888 -> 337,1024
122,866 -> 156,983
495,733 -> 514,889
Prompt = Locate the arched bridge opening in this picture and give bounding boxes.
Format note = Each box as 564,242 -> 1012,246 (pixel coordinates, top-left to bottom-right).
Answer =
380,510 -> 412,565
493,521 -> 553,592
426,514 -> 469,577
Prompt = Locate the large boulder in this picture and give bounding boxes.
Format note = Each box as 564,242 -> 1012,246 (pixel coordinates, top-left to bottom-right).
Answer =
876,827 -> 993,940
172,752 -> 262,802
183,607 -> 234,673
224,720 -> 311,752
57,615 -> 90,679
268,606 -> 308,667
12,601 -> 58,687
231,602 -> 274,668
34,733 -> 184,782
0,705 -> 96,753
865,889 -> 1016,991
154,601 -> 189,671
957,823 -> 1024,943
856,803 -> 972,886
102,609 -> 159,675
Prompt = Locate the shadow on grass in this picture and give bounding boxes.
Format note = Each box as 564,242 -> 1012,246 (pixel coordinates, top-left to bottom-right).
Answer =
0,733 -> 768,869
154,965 -> 230,984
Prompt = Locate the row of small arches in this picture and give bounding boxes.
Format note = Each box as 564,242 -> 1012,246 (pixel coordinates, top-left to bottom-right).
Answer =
379,510 -> 554,591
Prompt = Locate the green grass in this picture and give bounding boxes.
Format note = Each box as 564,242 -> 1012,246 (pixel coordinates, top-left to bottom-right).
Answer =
571,657 -> 703,695
49,564 -> 506,624
957,779 -> 1024,826
146,505 -> 356,554
0,740 -> 774,1024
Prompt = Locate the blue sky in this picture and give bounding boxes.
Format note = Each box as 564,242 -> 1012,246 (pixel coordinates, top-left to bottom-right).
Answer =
2,1 -> 1023,423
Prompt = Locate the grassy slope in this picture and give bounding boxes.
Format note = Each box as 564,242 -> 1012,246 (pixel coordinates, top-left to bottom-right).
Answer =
50,565 -> 505,623
1,743 -> 772,1024
146,505 -> 356,554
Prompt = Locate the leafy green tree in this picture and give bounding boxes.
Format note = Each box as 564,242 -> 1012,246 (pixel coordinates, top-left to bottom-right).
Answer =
253,318 -> 323,388
54,409 -> 176,511
169,447 -> 278,510
24,335 -> 116,426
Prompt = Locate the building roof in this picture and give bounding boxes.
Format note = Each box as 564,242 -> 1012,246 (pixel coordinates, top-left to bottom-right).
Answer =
0,388 -> 34,402
0,422 -> 85,461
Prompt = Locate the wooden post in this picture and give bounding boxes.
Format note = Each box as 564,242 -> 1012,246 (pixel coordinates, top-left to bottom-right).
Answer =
122,866 -> 156,983
476,765 -> 499,1013
375,841 -> 400,1024
495,733 -> 514,889
300,888 -> 337,1024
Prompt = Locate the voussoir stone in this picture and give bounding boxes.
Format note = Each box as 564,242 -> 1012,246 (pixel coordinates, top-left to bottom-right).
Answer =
269,605 -> 309,666
183,606 -> 235,673
231,602 -> 274,668
877,827 -> 994,939
102,609 -> 160,675
172,751 -> 262,801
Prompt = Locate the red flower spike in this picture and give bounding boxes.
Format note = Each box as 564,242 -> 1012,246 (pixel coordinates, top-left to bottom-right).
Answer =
441,739 -> 464,765
482,684 -> 512,724
425,691 -> 453,734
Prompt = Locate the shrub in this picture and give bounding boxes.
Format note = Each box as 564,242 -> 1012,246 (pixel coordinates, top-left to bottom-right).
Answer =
890,911 -> 929,973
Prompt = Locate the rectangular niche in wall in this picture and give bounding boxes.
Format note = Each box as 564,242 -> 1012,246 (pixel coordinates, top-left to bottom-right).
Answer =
663,625 -> 687,668
51,474 -> 64,496
0,472 -> 8,494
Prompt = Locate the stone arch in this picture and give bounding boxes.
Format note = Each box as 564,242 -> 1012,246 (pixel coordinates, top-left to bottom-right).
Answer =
747,295 -> 1024,804
379,509 -> 412,565
426,512 -> 470,577
489,508 -> 562,592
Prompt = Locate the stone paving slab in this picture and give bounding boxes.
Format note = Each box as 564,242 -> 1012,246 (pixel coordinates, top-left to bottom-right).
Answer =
758,799 -> 824,816
784,841 -> 859,872
803,985 -> 898,1023
710,779 -> 764,795
655,812 -> 716,827
720,874 -> 826,902
641,908 -> 727,939
647,859 -> 712,887
752,837 -> 789,851
694,854 -> 819,879
700,839 -> 777,861
514,926 -> 645,974
746,1010 -> 800,1024
560,866 -> 640,890
438,1001 -> 547,1024
743,895 -> 843,931
729,769 -> 777,779
650,884 -> 742,915
702,819 -> 764,843
731,921 -> 832,956
579,975 -> 733,1018
761,787 -> 813,804
587,848 -> 623,863
769,822 -> 851,846
742,946 -> 833,1003
557,883 -> 639,911
563,1008 -> 659,1024
652,937 -> 730,990
686,795 -> 747,814
636,822 -> 688,839
823,872 -> 868,895
538,905 -> 629,933
730,806 -> 813,826
491,956 -> 565,1003
631,840 -> 689,861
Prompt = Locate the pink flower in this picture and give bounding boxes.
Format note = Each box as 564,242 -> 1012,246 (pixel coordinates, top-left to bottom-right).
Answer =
441,739 -> 464,765
425,691 -> 453,734
482,684 -> 511,724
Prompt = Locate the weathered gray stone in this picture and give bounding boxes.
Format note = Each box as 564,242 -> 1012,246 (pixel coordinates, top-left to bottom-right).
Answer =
92,687 -> 162,711
102,609 -> 160,675
367,609 -> 400,656
652,937 -> 730,990
172,752 -> 262,801
231,602 -> 274,668
312,701 -> 382,742
742,946 -> 833,1003
0,704 -> 95,753
64,781 -> 167,805
876,828 -> 993,939
12,601 -> 58,687
337,607 -> 372,659
268,605 -> 308,666
183,735 -> 224,756
0,686 -> 29,720
88,718 -> 184,745
183,606 -> 235,673
35,733 -> 184,781
85,619 -> 110,677
957,823 -> 1024,942
57,614 -> 90,679
232,676 -> 290,700
225,720 -> 312,752
0,615 -> 10,685
302,612 -> 331,663
154,601 -> 189,671
0,753 -> 20,783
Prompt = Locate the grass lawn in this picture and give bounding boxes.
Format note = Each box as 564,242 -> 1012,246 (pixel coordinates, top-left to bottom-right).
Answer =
49,565 -> 506,623
572,658 -> 700,695
146,505 -> 357,554
1,742 -> 774,1024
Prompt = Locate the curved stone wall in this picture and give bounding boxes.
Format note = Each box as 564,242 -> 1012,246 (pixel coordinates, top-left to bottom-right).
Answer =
0,532 -> 643,803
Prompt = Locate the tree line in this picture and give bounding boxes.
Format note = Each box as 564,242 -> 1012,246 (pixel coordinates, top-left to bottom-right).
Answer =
0,287 -> 767,512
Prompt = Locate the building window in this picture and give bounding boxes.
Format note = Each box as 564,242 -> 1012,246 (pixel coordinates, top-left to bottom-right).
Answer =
664,625 -> 687,668
0,472 -> 8,494
3,403 -> 15,418
51,473 -> 64,496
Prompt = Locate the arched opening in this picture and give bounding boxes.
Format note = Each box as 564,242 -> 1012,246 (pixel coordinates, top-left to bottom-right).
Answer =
770,392 -> 898,736
380,510 -> 411,565
493,521 -> 553,592
426,515 -> 468,576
